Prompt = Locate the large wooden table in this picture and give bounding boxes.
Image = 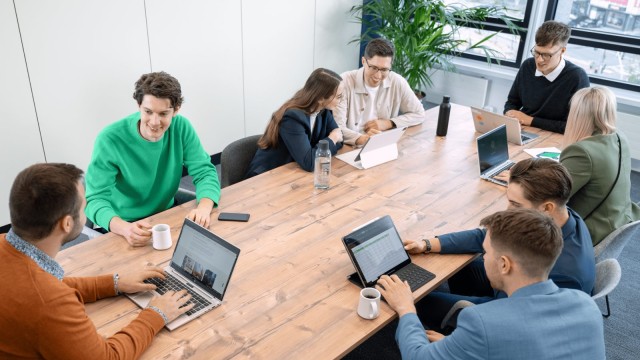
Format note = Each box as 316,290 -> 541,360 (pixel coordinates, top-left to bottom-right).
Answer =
58,104 -> 562,359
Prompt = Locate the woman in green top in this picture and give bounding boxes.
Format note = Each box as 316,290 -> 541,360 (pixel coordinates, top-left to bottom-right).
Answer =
85,72 -> 220,246
560,86 -> 640,245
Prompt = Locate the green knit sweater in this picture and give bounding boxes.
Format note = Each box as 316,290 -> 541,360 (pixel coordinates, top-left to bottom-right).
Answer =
85,112 -> 220,230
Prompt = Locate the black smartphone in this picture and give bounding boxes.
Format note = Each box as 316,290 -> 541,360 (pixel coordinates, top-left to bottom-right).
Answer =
218,212 -> 250,222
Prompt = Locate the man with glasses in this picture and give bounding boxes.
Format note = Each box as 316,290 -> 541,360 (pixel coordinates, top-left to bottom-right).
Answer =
335,38 -> 424,146
504,21 -> 589,134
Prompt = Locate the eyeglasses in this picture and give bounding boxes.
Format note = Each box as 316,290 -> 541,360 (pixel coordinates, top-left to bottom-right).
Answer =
365,59 -> 391,74
530,46 -> 563,61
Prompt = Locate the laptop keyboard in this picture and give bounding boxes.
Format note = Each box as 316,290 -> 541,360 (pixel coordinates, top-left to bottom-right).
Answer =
144,273 -> 212,316
394,263 -> 436,292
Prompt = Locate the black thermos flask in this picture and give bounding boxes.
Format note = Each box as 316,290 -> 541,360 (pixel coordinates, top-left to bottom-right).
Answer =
436,95 -> 451,137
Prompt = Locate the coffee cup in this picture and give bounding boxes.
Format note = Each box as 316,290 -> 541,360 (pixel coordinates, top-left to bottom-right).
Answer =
152,224 -> 172,250
357,287 -> 381,319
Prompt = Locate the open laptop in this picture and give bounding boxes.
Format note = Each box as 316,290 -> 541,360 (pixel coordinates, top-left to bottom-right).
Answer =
126,219 -> 240,330
471,106 -> 538,145
342,215 -> 435,291
477,124 -> 514,187
336,127 -> 407,169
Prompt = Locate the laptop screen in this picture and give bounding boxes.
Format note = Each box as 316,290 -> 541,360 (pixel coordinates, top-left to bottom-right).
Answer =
343,216 -> 411,286
477,124 -> 509,174
170,219 -> 240,300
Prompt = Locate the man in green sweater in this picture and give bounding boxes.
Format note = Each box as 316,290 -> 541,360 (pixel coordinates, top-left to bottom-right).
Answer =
85,72 -> 220,246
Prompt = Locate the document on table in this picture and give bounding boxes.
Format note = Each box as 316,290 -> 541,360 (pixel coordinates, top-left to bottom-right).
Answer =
524,147 -> 561,161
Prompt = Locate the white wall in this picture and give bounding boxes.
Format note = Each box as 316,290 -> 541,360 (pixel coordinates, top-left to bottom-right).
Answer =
0,0 -> 46,225
0,0 -> 362,226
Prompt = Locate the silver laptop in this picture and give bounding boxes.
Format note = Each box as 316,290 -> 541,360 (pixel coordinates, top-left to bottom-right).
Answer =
471,106 -> 538,145
342,215 -> 435,292
126,219 -> 240,330
477,124 -> 514,187
336,127 -> 407,169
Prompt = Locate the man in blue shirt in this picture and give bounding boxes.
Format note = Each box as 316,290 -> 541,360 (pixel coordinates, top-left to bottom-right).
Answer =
409,158 -> 595,331
377,208 -> 604,359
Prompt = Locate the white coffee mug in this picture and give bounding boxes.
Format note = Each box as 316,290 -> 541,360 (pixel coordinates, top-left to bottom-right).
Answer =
152,224 -> 172,250
357,287 -> 381,320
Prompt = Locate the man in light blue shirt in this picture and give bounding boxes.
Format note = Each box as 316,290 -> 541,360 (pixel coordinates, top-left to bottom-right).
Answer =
377,208 -> 605,360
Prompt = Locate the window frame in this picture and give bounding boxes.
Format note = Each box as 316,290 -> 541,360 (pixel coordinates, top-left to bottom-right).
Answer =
545,0 -> 640,92
454,0 -> 536,67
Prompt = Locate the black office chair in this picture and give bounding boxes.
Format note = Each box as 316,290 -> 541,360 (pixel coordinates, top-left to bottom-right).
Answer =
220,135 -> 261,188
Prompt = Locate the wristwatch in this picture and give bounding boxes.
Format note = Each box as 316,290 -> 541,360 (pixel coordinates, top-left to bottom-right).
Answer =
423,238 -> 432,253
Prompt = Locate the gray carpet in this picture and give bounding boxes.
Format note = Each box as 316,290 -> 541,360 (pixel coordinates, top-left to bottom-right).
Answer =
344,172 -> 640,360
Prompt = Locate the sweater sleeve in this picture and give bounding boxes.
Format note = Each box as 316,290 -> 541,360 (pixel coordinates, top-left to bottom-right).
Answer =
437,228 -> 486,254
38,279 -> 165,360
560,143 -> 593,198
85,133 -> 121,230
180,118 -> 221,205
504,68 -> 524,114
63,275 -> 116,303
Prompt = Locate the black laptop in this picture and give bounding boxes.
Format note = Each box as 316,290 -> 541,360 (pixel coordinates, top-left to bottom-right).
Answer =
342,215 -> 435,291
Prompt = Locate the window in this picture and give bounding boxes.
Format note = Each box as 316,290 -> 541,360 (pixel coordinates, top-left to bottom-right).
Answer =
443,0 -> 534,66
546,0 -> 640,90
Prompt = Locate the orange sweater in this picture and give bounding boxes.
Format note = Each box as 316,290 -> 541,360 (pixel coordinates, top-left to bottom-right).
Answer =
0,234 -> 165,359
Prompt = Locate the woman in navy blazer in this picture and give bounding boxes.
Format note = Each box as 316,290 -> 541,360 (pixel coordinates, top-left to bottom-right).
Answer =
245,68 -> 344,178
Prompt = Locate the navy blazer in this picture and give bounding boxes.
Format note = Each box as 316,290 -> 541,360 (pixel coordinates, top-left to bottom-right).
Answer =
246,108 -> 342,178
438,207 -> 595,294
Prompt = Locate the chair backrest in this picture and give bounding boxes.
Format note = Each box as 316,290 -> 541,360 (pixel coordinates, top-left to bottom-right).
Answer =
220,135 -> 261,188
594,220 -> 640,263
591,258 -> 622,301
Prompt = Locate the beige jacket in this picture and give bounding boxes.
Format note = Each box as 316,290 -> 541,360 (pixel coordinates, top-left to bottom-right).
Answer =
335,67 -> 425,145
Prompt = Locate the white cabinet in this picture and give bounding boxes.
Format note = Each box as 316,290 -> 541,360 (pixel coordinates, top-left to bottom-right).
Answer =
15,0 -> 151,172
0,1 -> 45,225
145,0 -> 245,155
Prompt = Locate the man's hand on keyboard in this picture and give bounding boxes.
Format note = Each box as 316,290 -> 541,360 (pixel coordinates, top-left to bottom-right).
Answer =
148,289 -> 194,323
118,267 -> 166,294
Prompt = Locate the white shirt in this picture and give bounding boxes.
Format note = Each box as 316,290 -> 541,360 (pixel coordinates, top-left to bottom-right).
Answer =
309,112 -> 319,134
535,58 -> 566,82
359,84 -> 379,131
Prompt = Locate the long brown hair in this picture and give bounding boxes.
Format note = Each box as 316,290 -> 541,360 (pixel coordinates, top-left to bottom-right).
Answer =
258,68 -> 342,149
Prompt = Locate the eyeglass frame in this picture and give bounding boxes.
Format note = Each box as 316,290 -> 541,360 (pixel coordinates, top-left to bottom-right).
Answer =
364,58 -> 392,74
529,46 -> 564,61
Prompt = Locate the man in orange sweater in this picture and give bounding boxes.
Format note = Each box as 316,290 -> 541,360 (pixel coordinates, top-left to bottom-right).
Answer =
0,163 -> 193,359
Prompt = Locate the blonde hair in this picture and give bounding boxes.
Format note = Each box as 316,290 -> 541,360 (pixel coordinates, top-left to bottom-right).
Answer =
563,86 -> 617,148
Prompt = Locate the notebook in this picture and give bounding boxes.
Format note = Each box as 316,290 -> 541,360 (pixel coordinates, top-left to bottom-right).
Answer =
126,219 -> 240,330
336,127 -> 407,169
477,124 -> 514,187
342,215 -> 435,291
471,106 -> 538,145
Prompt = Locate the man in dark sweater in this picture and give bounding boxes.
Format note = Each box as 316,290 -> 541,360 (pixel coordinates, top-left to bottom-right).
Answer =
504,21 -> 590,134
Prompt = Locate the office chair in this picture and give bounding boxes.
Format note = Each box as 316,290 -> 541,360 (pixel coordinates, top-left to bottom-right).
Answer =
220,134 -> 261,188
594,220 -> 640,263
591,258 -> 622,318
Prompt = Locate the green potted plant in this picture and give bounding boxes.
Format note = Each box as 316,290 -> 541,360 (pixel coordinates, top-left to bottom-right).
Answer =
351,0 -> 521,90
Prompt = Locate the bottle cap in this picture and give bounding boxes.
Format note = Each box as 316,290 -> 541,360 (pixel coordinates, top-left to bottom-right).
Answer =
318,139 -> 329,151
443,95 -> 450,103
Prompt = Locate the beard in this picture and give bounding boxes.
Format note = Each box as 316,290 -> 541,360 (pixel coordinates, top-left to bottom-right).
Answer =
61,216 -> 84,246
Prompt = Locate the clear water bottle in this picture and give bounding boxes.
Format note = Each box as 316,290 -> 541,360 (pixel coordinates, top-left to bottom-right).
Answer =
314,140 -> 331,189
436,95 -> 451,137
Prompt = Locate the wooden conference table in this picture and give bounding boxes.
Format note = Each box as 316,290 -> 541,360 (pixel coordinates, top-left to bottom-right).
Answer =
58,104 -> 562,359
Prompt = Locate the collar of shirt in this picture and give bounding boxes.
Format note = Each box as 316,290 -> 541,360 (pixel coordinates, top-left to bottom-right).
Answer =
6,229 -> 64,280
535,58 -> 565,82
